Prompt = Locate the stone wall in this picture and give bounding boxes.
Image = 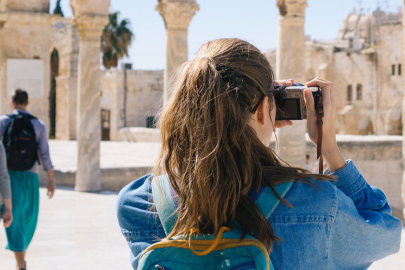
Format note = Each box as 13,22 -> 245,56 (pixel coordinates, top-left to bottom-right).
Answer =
0,0 -> 49,12
376,22 -> 404,135
332,51 -> 377,135
51,18 -> 80,140
0,12 -> 54,133
100,69 -> 163,140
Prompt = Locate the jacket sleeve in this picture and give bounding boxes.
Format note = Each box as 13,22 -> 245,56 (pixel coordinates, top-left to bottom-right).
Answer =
116,174 -> 166,269
0,142 -> 11,200
326,160 -> 402,269
34,119 -> 54,171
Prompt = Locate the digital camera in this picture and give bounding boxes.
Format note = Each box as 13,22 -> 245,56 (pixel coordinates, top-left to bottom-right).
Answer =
273,83 -> 321,121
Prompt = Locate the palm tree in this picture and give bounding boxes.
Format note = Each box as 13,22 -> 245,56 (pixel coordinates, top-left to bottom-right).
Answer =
101,12 -> 134,69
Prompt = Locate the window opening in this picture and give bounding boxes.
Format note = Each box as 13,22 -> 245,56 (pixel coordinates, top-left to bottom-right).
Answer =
356,84 -> 362,100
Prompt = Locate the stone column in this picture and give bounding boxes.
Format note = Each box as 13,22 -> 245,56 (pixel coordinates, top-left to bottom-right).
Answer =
401,0 -> 405,220
275,0 -> 308,168
73,15 -> 108,191
156,0 -> 199,103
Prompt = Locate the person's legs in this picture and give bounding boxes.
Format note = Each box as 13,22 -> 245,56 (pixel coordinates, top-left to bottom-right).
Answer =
5,171 -> 39,270
14,251 -> 25,269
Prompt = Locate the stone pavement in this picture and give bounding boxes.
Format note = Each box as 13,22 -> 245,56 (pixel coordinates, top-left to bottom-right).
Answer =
0,187 -> 132,270
1,187 -> 404,270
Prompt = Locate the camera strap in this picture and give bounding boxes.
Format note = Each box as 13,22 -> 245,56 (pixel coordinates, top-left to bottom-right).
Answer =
316,94 -> 324,174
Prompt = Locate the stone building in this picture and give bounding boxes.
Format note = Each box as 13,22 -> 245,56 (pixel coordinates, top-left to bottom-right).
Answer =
100,69 -> 163,141
0,1 -> 163,142
0,1 -> 81,140
1,3 -> 404,140
266,8 -> 404,136
0,0 -> 54,133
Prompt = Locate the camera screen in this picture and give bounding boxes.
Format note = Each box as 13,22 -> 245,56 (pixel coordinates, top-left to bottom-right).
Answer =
276,99 -> 301,120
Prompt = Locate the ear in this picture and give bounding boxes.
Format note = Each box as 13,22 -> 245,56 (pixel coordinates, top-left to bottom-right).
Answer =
254,96 -> 269,126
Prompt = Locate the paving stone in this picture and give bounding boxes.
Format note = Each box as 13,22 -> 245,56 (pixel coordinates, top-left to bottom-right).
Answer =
0,188 -> 403,269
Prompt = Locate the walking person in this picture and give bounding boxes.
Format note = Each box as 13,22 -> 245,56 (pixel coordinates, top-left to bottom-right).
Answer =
0,89 -> 55,270
117,39 -> 402,269
0,141 -> 12,229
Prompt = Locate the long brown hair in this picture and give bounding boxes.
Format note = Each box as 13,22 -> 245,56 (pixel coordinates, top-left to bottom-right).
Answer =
154,38 -> 334,251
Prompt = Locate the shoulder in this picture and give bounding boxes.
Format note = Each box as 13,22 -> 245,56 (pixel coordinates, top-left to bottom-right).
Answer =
30,118 -> 46,133
31,117 -> 45,127
0,114 -> 11,123
271,179 -> 338,224
116,173 -> 160,231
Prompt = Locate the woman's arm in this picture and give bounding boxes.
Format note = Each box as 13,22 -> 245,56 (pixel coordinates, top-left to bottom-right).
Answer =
304,78 -> 402,266
2,198 -> 12,228
304,78 -> 346,172
116,174 -> 166,269
326,160 -> 402,268
0,142 -> 12,228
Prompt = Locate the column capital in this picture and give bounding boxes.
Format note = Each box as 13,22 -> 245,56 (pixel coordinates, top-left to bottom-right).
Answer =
74,15 -> 108,41
156,1 -> 199,30
276,0 -> 307,17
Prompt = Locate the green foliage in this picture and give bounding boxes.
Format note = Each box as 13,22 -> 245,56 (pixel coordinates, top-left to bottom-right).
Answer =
101,12 -> 134,69
53,0 -> 64,17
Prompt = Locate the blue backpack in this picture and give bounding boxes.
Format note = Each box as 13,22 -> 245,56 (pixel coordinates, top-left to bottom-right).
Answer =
138,176 -> 293,270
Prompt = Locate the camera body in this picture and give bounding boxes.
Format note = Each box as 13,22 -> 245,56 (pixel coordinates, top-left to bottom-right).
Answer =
274,83 -> 321,121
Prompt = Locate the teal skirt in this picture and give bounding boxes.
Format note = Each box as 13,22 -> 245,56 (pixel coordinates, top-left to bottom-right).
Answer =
4,171 -> 39,252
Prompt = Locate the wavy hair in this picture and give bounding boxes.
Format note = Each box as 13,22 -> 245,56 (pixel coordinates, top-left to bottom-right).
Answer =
154,38 -> 334,250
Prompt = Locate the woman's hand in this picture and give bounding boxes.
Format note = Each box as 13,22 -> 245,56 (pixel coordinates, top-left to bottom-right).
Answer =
47,180 -> 55,199
304,78 -> 345,172
274,79 -> 293,128
2,208 -> 12,228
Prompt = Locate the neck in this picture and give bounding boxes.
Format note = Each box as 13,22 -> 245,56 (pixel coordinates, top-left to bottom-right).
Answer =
14,106 -> 27,111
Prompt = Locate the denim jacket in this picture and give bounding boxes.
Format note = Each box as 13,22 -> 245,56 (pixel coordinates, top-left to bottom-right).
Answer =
116,160 -> 402,269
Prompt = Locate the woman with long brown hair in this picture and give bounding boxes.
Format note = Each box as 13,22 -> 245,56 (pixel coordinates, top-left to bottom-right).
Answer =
117,38 -> 402,269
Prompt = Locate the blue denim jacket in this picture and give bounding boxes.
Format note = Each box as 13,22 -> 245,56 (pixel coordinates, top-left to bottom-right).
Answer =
116,160 -> 402,269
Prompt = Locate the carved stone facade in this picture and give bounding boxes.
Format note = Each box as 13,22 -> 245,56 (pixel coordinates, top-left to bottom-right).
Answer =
156,0 -> 199,30
156,0 -> 199,103
276,0 -> 307,17
74,15 -> 109,42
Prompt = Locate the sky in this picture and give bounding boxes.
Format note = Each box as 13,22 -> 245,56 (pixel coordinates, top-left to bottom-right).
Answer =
50,0 -> 403,70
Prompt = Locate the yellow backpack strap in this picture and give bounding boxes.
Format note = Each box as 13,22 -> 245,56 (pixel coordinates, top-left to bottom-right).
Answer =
151,175 -> 179,235
188,227 -> 230,256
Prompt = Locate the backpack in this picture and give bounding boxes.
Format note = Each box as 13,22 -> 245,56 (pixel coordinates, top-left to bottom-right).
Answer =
138,176 -> 294,270
3,113 -> 39,171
